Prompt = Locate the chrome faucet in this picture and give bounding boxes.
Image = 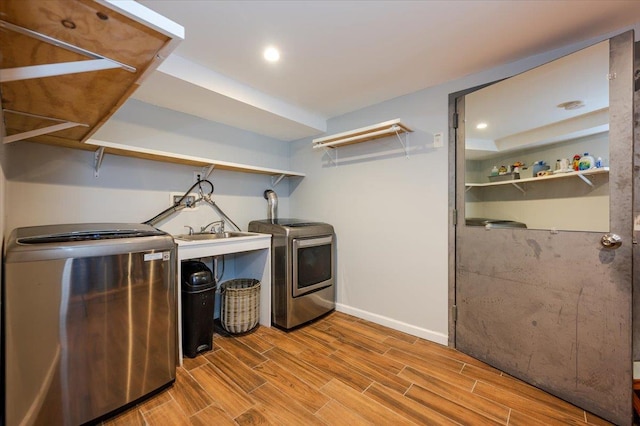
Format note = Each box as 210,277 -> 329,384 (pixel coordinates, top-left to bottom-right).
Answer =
200,220 -> 224,234
183,225 -> 195,235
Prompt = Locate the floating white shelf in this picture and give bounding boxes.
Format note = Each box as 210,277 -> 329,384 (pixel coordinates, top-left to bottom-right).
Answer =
312,119 -> 413,149
465,167 -> 609,193
86,139 -> 305,186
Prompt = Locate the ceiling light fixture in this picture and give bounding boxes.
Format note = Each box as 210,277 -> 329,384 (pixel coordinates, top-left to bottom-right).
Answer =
263,46 -> 280,63
476,122 -> 488,129
557,100 -> 585,110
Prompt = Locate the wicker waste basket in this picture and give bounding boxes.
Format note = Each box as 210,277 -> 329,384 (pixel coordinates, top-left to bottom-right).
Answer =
220,278 -> 261,334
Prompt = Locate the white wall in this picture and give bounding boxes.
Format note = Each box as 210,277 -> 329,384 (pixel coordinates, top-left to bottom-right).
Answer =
2,103 -> 293,235
289,24 -> 639,344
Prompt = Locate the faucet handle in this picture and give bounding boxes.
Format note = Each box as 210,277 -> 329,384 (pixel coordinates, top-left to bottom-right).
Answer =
184,225 -> 195,235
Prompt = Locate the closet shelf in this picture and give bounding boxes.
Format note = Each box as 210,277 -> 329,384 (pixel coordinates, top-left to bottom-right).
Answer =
465,167 -> 609,192
86,139 -> 305,184
312,119 -> 413,149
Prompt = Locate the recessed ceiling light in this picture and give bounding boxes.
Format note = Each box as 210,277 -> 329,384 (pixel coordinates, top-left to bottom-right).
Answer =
557,100 -> 585,110
263,46 -> 280,63
476,122 -> 488,129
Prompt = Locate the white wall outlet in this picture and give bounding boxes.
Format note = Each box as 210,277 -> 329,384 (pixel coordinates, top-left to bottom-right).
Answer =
170,192 -> 199,210
433,132 -> 444,148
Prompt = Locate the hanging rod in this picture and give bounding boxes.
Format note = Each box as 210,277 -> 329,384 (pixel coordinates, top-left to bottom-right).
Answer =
0,19 -> 136,82
312,119 -> 413,149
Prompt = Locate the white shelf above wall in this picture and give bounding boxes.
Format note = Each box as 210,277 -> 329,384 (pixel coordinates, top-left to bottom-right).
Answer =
312,119 -> 413,149
86,139 -> 304,187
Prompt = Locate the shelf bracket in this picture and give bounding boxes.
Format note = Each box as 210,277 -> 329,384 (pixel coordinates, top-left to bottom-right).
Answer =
94,146 -> 105,178
577,173 -> 595,187
465,186 -> 473,193
201,165 -> 215,180
321,147 -> 338,166
271,174 -> 286,187
2,109 -> 89,144
0,20 -> 136,82
510,182 -> 525,194
392,125 -> 409,158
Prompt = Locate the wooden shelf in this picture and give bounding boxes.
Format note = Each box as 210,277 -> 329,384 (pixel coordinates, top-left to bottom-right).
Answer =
86,139 -> 305,184
1,0 -> 183,145
465,167 -> 609,193
312,119 -> 412,149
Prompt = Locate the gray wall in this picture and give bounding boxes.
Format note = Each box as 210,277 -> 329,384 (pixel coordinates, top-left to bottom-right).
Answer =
2,102 -> 293,236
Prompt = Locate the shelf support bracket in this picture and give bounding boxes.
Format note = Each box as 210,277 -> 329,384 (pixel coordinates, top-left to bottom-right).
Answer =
577,173 -> 595,187
271,174 -> 286,188
0,19 -> 136,82
2,109 -> 89,144
321,147 -> 337,166
510,182 -> 525,194
392,125 -> 409,158
94,146 -> 105,178
201,165 -> 215,180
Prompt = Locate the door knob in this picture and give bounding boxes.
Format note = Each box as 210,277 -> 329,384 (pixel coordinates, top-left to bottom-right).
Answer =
601,233 -> 622,249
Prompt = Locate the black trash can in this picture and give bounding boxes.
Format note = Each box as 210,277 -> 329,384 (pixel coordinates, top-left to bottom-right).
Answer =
181,260 -> 216,358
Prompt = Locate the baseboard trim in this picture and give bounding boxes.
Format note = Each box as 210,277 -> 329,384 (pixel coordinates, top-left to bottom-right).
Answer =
335,303 -> 448,345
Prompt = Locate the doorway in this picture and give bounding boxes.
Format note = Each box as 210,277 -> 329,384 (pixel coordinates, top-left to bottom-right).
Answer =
449,31 -> 635,425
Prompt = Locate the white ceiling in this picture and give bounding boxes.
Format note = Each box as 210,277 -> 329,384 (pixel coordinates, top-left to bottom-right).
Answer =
133,1 -> 640,142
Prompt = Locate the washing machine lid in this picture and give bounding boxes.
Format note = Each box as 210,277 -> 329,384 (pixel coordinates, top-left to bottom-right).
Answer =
14,223 -> 166,244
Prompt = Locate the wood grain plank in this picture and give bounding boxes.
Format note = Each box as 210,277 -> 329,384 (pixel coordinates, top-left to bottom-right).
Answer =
316,399 -> 371,425
412,337 -> 502,371
287,327 -> 339,356
330,349 -> 412,394
254,326 -> 307,354
253,360 -> 330,413
323,325 -> 390,354
319,379 -> 415,425
384,336 -> 473,372
387,347 -> 465,378
402,369 -> 509,423
249,382 -> 327,425
400,383 -> 502,426
473,381 -> 588,425
300,324 -> 340,343
584,411 -> 614,425
204,349 -> 266,393
508,409 -> 566,426
189,363 -> 255,419
181,355 -> 209,372
464,365 -> 586,419
398,365 -> 477,393
168,368 -> 213,416
234,331 -> 275,354
326,315 -> 392,343
189,405 -> 237,426
364,382 -> 463,425
142,399 -> 190,426
332,339 -> 405,374
137,388 -> 172,413
356,318 -> 418,343
295,348 -> 373,392
263,347 -> 333,389
234,407 -> 272,425
214,336 -> 268,368
103,406 -> 145,425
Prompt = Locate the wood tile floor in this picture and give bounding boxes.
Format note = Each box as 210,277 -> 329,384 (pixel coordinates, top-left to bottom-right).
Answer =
104,311 -> 612,425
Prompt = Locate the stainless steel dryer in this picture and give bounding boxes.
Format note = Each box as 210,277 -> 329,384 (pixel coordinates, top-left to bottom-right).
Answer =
248,219 -> 335,329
